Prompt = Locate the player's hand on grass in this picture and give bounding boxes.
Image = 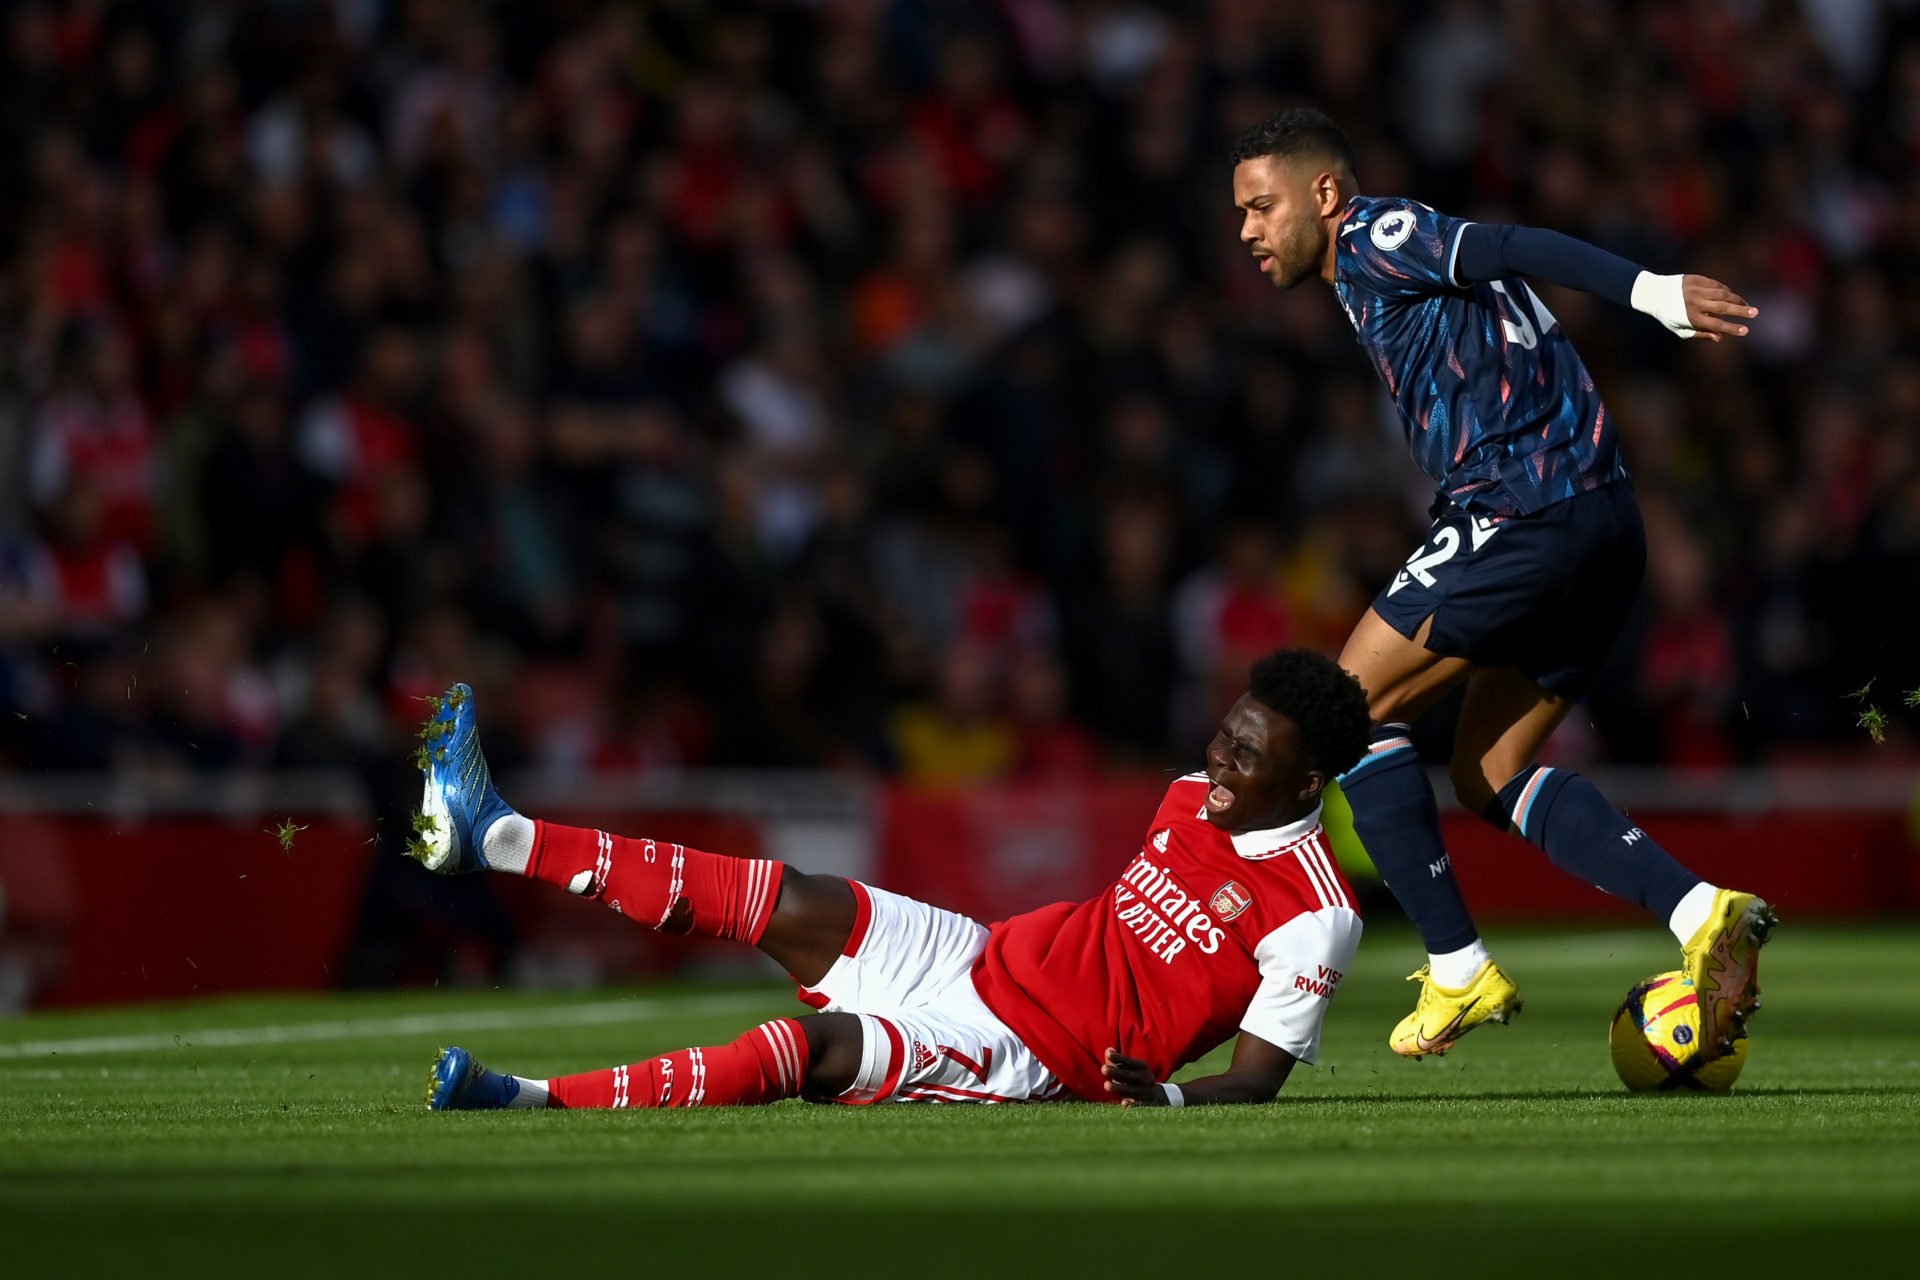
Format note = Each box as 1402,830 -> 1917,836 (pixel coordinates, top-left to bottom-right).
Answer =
1680,275 -> 1757,342
1102,1047 -> 1164,1106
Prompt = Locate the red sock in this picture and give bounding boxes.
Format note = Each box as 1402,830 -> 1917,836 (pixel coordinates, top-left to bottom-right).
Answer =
547,1019 -> 811,1109
527,821 -> 783,944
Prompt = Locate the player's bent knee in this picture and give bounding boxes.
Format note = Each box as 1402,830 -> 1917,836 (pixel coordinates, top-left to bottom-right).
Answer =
1449,757 -> 1498,817
1338,658 -> 1416,725
776,868 -> 827,898
1341,611 -> 1470,726
769,870 -> 852,922
799,1013 -> 864,1097
1367,690 -> 1415,726
1361,677 -> 1438,728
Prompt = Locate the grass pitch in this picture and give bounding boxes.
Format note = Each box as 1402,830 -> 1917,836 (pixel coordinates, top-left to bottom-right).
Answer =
3,925 -> 1916,1277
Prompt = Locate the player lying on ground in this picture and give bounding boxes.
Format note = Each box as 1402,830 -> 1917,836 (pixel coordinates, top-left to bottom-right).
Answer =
1231,108 -> 1773,1059
409,649 -> 1371,1110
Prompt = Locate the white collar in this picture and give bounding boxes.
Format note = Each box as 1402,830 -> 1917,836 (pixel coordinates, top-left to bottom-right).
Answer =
1223,803 -> 1325,861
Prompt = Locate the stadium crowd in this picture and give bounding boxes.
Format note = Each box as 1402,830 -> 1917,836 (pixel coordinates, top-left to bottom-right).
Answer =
2,0 -> 1917,787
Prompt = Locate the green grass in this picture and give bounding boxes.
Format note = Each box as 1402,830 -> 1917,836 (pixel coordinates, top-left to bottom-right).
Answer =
3,926 -> 1917,1276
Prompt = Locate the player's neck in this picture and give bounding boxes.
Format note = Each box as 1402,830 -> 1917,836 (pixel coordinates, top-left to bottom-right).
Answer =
1320,188 -> 1358,284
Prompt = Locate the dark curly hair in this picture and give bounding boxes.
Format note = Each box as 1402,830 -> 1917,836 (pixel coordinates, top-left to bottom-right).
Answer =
1245,649 -> 1372,778
1229,107 -> 1356,174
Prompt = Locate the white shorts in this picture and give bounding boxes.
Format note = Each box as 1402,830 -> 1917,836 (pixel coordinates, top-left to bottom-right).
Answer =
796,883 -> 1067,1104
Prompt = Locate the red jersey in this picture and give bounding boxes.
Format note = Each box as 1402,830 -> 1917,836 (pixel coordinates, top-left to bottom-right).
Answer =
970,775 -> 1363,1103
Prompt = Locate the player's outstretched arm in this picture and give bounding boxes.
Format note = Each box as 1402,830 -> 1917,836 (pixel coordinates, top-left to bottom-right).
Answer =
1100,1034 -> 1297,1108
1453,223 -> 1757,341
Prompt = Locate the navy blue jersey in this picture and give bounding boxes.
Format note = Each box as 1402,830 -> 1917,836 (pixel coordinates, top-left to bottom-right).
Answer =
1333,195 -> 1624,518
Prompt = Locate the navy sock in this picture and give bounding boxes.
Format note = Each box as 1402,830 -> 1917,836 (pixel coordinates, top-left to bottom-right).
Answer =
1491,767 -> 1700,920
1337,724 -> 1480,953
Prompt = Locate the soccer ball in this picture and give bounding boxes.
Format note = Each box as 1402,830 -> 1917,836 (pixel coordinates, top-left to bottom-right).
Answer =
1608,970 -> 1748,1092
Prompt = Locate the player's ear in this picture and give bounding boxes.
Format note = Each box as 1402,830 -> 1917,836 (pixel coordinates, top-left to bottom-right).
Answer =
1313,169 -> 1343,217
1298,771 -> 1326,804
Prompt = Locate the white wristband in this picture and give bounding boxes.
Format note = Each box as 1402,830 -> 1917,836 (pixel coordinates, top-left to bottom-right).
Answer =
1160,1083 -> 1185,1108
1631,271 -> 1697,339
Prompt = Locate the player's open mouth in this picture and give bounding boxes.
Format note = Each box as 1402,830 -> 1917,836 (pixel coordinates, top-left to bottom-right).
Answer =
1206,783 -> 1236,813
1254,254 -> 1273,273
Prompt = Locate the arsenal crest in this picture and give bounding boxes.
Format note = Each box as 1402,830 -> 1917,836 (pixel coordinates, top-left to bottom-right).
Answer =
1209,881 -> 1252,922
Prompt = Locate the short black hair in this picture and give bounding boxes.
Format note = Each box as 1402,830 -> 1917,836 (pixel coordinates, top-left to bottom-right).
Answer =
1229,108 -> 1356,174
1246,648 -> 1371,778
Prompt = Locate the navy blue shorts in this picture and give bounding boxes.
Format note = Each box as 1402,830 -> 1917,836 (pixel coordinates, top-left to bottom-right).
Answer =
1370,481 -> 1646,699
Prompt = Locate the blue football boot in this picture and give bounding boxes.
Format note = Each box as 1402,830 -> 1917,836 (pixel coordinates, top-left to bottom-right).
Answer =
426,1045 -> 524,1111
406,682 -> 515,874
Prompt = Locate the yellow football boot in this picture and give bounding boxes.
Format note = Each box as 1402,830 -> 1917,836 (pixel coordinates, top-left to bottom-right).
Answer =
1389,961 -> 1523,1058
1681,889 -> 1776,1054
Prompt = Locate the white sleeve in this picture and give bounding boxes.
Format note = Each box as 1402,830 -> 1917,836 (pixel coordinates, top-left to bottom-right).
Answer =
1445,221 -> 1475,288
1630,271 -> 1699,338
1238,907 -> 1363,1065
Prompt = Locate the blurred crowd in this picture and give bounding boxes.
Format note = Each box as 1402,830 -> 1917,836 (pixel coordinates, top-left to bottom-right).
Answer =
3,0 -> 1918,787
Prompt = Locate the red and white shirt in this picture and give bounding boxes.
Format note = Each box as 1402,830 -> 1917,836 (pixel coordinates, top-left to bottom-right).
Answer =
970,775 -> 1363,1102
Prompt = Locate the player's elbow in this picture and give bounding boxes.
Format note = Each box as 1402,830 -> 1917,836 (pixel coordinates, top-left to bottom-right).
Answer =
1226,1067 -> 1290,1105
1241,1074 -> 1286,1104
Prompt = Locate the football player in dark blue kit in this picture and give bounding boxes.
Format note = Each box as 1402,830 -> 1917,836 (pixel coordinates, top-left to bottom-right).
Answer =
1230,107 -> 1772,1059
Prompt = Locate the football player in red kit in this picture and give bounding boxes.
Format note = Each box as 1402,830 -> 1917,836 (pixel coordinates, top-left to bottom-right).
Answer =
415,649 -> 1370,1111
